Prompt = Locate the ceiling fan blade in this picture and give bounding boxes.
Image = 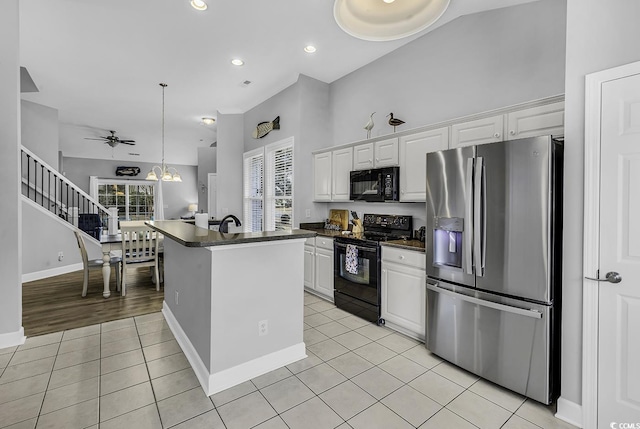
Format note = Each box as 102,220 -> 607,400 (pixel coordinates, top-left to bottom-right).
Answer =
120,142 -> 136,145
119,140 -> 136,143
84,138 -> 107,141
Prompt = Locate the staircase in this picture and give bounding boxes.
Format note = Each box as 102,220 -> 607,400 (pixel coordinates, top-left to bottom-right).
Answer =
20,146 -> 116,239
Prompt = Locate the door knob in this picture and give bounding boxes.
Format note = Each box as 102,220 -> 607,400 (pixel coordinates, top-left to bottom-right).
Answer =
584,271 -> 622,284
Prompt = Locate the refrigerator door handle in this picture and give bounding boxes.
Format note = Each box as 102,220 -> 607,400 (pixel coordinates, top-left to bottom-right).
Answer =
481,157 -> 487,273
474,157 -> 484,277
464,158 -> 474,275
427,283 -> 543,319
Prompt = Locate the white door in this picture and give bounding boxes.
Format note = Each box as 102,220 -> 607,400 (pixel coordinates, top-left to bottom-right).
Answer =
450,114 -> 504,148
304,245 -> 315,289
207,173 -> 217,218
594,71 -> 640,427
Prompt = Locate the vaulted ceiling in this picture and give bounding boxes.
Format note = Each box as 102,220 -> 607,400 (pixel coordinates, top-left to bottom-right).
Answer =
20,0 -> 536,165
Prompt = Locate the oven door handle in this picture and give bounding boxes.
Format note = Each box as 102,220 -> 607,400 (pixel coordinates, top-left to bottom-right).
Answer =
334,242 -> 377,253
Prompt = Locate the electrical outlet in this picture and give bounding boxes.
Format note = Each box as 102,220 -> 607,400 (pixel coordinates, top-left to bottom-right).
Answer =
175,290 -> 179,305
258,320 -> 268,336
305,209 -> 311,218
57,252 -> 64,261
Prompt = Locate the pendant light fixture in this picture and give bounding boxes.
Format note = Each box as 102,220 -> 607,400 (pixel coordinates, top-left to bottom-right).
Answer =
333,0 -> 451,41
146,83 -> 182,182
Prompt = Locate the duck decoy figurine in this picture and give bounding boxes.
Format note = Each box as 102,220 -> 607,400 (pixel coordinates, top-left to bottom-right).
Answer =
364,112 -> 375,139
387,112 -> 405,132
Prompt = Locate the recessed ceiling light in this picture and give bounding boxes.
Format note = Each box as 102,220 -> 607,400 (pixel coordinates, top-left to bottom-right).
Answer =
383,0 -> 395,3
304,45 -> 317,54
231,58 -> 244,66
202,117 -> 216,125
190,0 -> 207,11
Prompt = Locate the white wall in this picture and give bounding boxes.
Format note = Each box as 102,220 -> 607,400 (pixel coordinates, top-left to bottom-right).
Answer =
329,0 -> 567,145
561,0 -> 640,407
62,157 -> 198,220
21,99 -> 59,170
216,112 -> 244,220
243,74 -> 332,226
0,0 -> 23,343
21,199 -> 102,278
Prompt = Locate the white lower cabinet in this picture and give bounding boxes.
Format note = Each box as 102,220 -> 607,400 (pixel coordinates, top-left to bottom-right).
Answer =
304,245 -> 315,289
304,236 -> 334,301
314,247 -> 334,300
381,246 -> 426,341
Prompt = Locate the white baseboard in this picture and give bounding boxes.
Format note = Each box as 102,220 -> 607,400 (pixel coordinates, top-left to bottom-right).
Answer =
22,263 -> 83,283
0,327 -> 26,349
162,301 -> 306,396
555,397 -> 583,428
208,343 -> 306,396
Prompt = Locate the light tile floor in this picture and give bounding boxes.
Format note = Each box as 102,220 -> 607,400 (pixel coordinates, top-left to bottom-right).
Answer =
0,293 -> 578,429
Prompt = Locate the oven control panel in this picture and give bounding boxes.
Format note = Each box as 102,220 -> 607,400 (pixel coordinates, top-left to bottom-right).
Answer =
363,214 -> 412,231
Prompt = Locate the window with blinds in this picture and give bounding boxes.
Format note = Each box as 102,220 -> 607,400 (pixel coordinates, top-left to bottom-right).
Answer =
243,137 -> 294,233
243,148 -> 264,232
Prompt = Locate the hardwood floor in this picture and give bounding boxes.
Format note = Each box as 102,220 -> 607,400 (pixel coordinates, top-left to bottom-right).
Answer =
22,266 -> 164,336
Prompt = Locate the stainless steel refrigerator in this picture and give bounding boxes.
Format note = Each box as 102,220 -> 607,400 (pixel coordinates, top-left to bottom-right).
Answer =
425,135 -> 562,404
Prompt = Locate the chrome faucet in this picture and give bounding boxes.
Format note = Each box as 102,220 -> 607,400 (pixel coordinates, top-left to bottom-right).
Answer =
219,215 -> 242,233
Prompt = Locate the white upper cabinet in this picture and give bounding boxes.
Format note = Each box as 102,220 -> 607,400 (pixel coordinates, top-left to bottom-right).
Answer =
374,138 -> 399,167
399,127 -> 449,202
353,143 -> 374,170
353,138 -> 398,170
313,152 -> 332,201
332,147 -> 353,201
450,115 -> 504,148
506,101 -> 565,140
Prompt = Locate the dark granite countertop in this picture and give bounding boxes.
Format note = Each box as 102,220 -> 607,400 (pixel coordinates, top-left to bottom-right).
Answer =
381,239 -> 426,252
181,218 -> 231,226
147,220 -> 316,247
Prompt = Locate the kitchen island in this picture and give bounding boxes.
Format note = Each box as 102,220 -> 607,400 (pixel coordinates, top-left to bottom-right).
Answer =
147,221 -> 315,396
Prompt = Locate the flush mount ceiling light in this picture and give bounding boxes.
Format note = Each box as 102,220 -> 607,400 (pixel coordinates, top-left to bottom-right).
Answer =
333,0 -> 451,41
304,45 -> 317,54
190,0 -> 207,11
202,117 -> 216,125
231,58 -> 244,66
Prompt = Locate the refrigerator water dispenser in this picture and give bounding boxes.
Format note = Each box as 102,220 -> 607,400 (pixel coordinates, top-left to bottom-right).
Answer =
432,217 -> 463,269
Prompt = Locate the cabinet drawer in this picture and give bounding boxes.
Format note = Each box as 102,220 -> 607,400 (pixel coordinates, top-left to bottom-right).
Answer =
316,237 -> 334,250
305,237 -> 315,246
382,246 -> 426,269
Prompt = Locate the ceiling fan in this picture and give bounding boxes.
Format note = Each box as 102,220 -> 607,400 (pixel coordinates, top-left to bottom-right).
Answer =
84,130 -> 135,147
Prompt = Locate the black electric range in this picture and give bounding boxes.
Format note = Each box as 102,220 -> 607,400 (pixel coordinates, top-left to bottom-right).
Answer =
333,214 -> 412,324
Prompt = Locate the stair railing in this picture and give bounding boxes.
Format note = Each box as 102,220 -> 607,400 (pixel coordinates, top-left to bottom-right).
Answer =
20,146 -> 114,237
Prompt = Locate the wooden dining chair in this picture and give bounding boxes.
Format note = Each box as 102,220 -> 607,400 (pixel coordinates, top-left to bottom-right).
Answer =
120,221 -> 161,296
74,229 -> 121,297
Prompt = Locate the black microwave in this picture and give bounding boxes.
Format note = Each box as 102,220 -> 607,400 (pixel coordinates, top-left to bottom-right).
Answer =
349,167 -> 400,202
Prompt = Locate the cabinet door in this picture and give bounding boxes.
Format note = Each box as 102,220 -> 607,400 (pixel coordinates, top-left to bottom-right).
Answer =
314,248 -> 334,300
374,138 -> 399,167
507,101 -> 564,140
304,245 -> 315,289
399,128 -> 449,202
353,143 -> 374,170
381,262 -> 426,340
313,152 -> 332,201
451,115 -> 504,148
332,148 -> 353,201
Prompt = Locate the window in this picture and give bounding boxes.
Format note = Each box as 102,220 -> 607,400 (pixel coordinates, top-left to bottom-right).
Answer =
243,148 -> 264,232
243,137 -> 294,232
93,179 -> 155,221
